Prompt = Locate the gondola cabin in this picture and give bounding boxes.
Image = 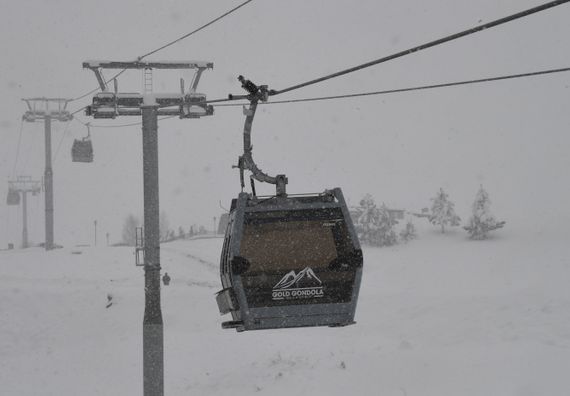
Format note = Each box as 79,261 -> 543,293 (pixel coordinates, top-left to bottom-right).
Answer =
71,137 -> 94,163
216,188 -> 363,331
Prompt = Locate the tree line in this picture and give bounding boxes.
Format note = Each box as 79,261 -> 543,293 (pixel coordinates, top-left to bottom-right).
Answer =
121,211 -> 209,246
354,185 -> 505,247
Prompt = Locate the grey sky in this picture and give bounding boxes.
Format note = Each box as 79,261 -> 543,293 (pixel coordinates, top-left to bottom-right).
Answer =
1,0 -> 569,246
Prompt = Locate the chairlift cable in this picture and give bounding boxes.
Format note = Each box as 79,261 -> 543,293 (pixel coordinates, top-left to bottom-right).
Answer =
11,119 -> 24,178
68,0 -> 254,104
72,117 -> 89,127
138,0 -> 254,60
70,66 -> 570,128
74,115 -> 176,129
19,133 -> 36,176
70,105 -> 89,116
270,0 -> 570,97
209,66 -> 570,107
70,70 -> 127,102
53,121 -> 72,163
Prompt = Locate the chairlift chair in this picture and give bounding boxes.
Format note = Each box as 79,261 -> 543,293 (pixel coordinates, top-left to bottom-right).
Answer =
216,78 -> 363,331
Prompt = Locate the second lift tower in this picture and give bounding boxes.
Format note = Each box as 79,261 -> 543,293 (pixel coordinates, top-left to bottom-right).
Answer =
22,98 -> 72,250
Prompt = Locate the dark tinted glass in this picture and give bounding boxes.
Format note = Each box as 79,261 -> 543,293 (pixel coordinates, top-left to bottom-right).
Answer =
240,219 -> 338,272
237,208 -> 357,307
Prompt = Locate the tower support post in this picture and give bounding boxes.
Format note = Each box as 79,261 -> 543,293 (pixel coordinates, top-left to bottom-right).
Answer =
142,105 -> 163,396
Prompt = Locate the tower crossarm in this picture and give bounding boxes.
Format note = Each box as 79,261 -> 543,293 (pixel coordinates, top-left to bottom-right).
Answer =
83,60 -> 213,70
21,98 -> 72,122
83,59 -> 214,119
83,60 -> 213,92
8,177 -> 42,194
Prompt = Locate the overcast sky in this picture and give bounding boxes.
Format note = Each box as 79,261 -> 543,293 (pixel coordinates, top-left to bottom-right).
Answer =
1,0 -> 569,247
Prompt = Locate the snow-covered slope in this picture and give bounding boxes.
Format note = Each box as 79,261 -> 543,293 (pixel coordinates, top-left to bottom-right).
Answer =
1,223 -> 569,395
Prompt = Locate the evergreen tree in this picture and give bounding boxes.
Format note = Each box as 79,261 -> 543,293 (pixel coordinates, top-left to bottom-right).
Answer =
429,188 -> 461,233
355,194 -> 398,247
399,220 -> 417,243
464,186 -> 505,239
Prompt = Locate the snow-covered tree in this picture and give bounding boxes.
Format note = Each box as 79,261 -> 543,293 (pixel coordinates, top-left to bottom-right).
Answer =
429,188 -> 461,233
355,194 -> 398,247
464,186 -> 505,239
399,220 -> 417,243
121,214 -> 141,246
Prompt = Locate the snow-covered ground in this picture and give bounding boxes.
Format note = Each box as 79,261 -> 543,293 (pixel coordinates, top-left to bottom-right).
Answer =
1,222 -> 569,396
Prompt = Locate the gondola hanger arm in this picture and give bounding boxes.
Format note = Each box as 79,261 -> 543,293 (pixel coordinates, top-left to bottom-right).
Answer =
230,76 -> 288,196
85,122 -> 91,140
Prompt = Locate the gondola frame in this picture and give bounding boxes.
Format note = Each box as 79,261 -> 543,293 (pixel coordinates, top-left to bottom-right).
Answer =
71,138 -> 94,163
6,189 -> 21,206
217,187 -> 363,332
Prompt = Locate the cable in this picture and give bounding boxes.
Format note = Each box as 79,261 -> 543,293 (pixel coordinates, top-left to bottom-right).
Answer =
70,69 -> 127,102
67,66 -> 570,130
69,0 -> 253,104
207,66 -> 570,107
74,115 -> 177,129
73,117 -> 90,127
213,66 -> 570,106
11,119 -> 24,178
53,121 -> 72,163
138,0 -> 253,59
71,105 -> 88,116
271,0 -> 570,96
69,66 -> 570,125
19,127 -> 37,176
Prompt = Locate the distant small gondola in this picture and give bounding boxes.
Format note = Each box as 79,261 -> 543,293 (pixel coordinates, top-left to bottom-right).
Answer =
6,189 -> 20,205
71,138 -> 94,162
72,124 -> 94,163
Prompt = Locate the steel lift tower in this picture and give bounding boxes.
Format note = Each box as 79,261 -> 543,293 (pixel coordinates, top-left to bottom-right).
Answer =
83,59 -> 213,396
22,98 -> 73,250
6,176 -> 42,248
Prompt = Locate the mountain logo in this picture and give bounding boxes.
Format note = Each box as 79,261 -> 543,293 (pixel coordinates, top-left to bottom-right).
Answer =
272,267 -> 324,301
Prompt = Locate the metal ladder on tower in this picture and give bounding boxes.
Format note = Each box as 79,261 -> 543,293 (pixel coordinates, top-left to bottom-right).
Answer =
143,68 -> 153,94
